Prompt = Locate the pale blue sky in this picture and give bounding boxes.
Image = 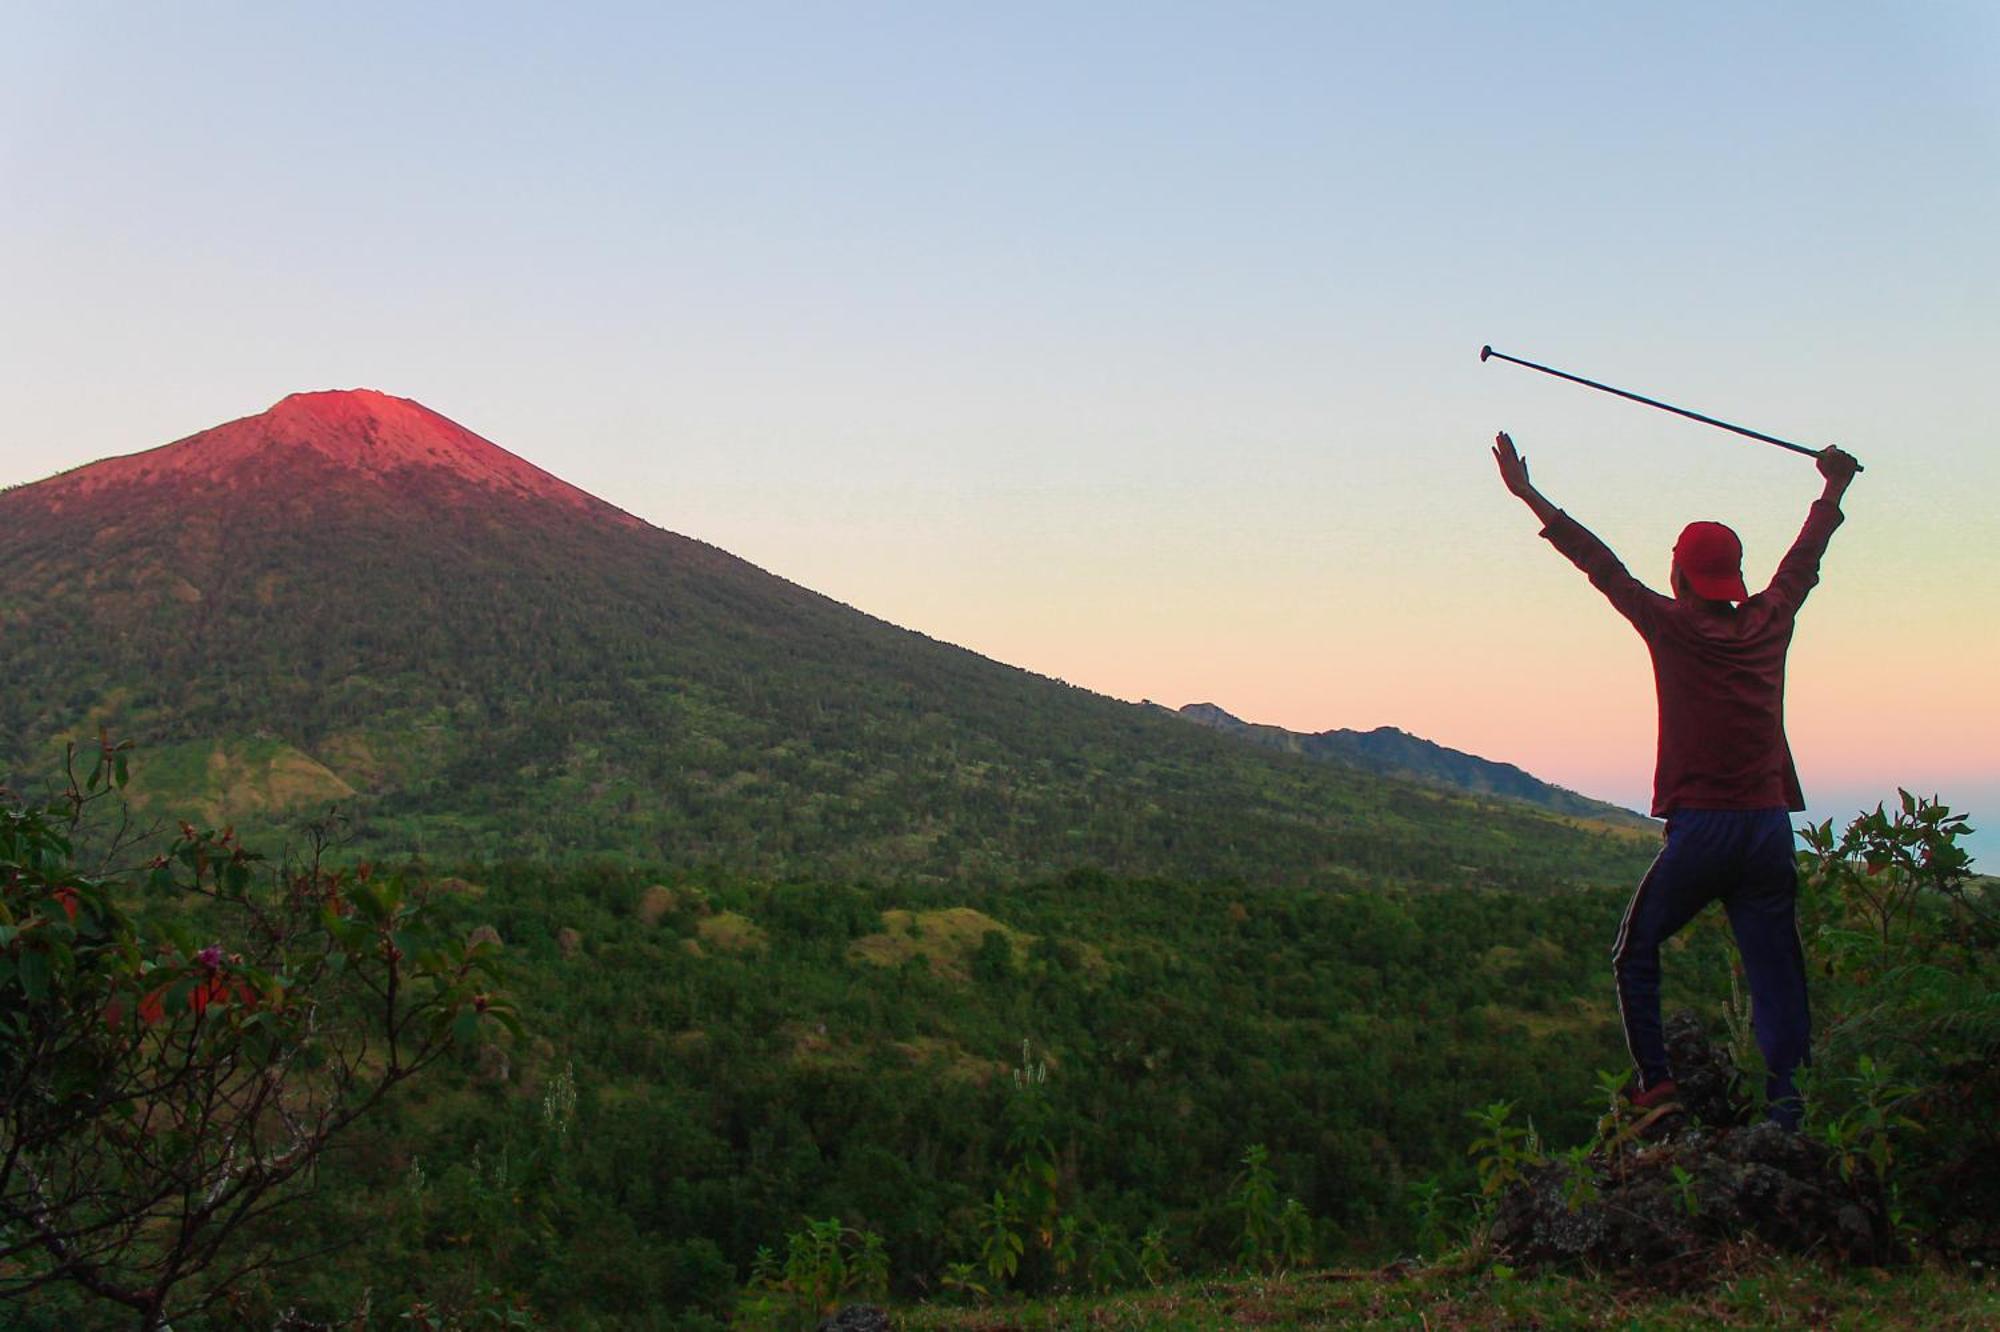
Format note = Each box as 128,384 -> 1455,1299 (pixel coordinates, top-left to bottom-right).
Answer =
3,3 -> 1996,858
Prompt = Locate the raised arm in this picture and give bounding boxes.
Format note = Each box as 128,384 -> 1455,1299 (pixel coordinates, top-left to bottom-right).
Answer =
1815,445 -> 1860,506
1493,431 -> 1663,629
1492,431 -> 1561,527
1764,445 -> 1859,610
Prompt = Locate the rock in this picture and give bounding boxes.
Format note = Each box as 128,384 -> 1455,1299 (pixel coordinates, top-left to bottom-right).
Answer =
1662,1009 -> 1752,1128
816,1306 -> 889,1332
1490,1016 -> 1898,1279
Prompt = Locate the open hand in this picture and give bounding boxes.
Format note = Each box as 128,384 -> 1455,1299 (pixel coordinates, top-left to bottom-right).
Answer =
1492,431 -> 1533,498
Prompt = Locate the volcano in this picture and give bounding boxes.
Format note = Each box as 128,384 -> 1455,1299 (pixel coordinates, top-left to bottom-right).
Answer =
25,389 -> 639,525
0,391 -> 1651,886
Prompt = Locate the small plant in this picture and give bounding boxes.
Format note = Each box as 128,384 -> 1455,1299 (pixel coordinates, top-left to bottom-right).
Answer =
1592,1067 -> 1630,1124
849,1230 -> 890,1301
540,1060 -> 578,1143
1720,958 -> 1763,1107
1232,1144 -> 1280,1270
1137,1224 -> 1175,1286
1591,1069 -> 1657,1176
1668,1163 -> 1702,1218
1050,1214 -> 1082,1282
1813,1056 -> 1924,1186
1084,1220 -> 1130,1294
1011,1036 -> 1048,1091
1001,1036 -> 1065,1285
937,1262 -> 989,1305
1558,1145 -> 1600,1213
1466,1101 -> 1544,1199
977,1189 -> 1025,1288
1275,1197 -> 1315,1269
739,1218 -> 888,1329
1230,1144 -> 1314,1273
1407,1177 -> 1451,1256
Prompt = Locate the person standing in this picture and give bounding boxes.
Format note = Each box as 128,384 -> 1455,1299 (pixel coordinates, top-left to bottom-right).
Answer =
1492,430 -> 1860,1129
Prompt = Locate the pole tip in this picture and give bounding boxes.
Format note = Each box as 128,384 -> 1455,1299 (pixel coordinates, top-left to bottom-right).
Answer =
1479,345 -> 1492,362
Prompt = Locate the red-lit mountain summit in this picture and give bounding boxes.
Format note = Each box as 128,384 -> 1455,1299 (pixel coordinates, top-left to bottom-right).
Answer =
26,389 -> 643,529
0,391 -> 1651,886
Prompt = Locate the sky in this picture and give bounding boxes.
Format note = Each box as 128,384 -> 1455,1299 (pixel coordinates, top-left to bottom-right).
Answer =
3,2 -> 1996,860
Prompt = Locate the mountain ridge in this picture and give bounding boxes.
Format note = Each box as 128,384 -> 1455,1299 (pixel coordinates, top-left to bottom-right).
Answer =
0,390 -> 1656,887
1167,702 -> 1657,831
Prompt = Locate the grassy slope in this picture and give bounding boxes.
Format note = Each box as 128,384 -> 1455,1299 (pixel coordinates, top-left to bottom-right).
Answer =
896,1258 -> 1999,1330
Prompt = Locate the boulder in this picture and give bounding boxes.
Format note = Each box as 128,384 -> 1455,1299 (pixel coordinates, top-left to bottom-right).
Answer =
1662,1009 -> 1753,1129
816,1306 -> 889,1332
1490,1013 -> 1898,1279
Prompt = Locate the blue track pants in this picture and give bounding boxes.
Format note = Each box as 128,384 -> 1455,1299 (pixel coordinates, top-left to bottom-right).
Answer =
1612,808 -> 1811,1129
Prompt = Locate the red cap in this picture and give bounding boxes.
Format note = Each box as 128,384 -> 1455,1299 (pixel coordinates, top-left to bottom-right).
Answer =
1673,521 -> 1748,601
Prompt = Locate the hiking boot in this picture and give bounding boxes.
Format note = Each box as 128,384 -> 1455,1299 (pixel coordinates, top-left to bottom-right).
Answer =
1623,1078 -> 1684,1136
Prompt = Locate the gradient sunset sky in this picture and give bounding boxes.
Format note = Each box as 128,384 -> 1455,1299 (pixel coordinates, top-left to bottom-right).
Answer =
3,4 -> 1995,857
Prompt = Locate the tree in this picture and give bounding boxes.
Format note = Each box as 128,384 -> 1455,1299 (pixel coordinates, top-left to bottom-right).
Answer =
1,738 -> 518,1329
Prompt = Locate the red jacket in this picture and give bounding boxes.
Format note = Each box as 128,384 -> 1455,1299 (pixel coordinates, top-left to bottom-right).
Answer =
1541,499 -> 1844,816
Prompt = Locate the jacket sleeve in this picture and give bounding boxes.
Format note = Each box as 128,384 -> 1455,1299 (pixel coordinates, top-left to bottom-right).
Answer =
1763,498 -> 1845,614
1539,510 -> 1667,633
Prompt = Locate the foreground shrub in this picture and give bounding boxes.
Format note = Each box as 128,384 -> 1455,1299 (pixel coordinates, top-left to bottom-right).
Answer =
0,738 -> 517,1329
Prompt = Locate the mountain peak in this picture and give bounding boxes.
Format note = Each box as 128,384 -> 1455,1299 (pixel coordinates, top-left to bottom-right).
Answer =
265,386 -> 425,428
19,389 -> 644,528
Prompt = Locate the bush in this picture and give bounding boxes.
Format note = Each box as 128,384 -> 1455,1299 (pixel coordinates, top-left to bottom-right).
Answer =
1796,792 -> 1997,1249
0,738 -> 517,1329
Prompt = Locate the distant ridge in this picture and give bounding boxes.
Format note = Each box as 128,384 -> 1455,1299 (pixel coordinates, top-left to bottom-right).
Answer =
1167,702 -> 1657,831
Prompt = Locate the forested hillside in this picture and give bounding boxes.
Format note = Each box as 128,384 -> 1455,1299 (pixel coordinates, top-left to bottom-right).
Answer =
9,841 -> 1709,1328
0,390 -> 1653,886
1171,702 -> 1655,831
9,773 -> 1993,1330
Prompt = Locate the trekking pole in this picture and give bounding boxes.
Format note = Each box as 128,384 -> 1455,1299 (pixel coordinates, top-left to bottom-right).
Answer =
1480,345 -> 1859,470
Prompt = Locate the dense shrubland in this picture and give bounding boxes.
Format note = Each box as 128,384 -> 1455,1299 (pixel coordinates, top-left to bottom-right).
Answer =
5,758 -> 1988,1329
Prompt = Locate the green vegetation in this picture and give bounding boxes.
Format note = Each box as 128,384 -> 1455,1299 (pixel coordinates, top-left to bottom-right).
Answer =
3,450 -> 1989,1326
0,741 -> 515,1329
0,454 -> 1658,886
146,859 -> 1728,1326
1794,793 -> 1997,1234
5,752 -> 1992,1328
892,1260 -> 1999,1330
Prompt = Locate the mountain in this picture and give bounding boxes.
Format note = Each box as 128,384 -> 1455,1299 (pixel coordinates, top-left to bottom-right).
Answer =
1168,703 -> 1657,833
0,390 -> 1654,886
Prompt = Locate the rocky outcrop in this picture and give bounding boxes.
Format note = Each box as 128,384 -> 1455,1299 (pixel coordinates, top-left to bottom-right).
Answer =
1490,1013 -> 1897,1278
